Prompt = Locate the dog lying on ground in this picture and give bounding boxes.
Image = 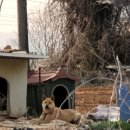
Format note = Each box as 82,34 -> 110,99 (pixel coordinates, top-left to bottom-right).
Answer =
37,96 -> 82,124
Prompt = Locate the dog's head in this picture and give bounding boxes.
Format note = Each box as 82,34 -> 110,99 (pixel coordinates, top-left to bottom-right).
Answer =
42,96 -> 55,112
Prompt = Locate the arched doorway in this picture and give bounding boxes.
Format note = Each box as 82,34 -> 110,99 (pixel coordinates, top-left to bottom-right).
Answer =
0,77 -> 8,112
52,86 -> 69,109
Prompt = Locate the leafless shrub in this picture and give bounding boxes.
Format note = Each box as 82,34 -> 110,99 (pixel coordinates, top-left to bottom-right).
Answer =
28,0 -> 130,78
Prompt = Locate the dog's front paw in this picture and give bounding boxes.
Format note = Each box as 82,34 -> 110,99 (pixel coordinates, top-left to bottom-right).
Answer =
35,120 -> 44,125
35,121 -> 41,125
30,119 -> 42,125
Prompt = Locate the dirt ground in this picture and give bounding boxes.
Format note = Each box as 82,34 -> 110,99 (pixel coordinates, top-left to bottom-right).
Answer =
0,117 -> 78,130
75,84 -> 116,114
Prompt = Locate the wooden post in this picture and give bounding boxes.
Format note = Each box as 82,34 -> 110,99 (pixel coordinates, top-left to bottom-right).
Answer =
17,0 -> 29,52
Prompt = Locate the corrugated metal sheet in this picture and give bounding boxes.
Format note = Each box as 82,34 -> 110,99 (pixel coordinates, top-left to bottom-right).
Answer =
28,68 -> 79,84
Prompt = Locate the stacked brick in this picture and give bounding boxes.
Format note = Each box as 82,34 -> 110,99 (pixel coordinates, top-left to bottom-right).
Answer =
75,85 -> 116,114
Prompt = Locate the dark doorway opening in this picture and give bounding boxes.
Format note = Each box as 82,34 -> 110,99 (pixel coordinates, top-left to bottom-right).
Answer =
0,77 -> 8,112
53,86 -> 69,109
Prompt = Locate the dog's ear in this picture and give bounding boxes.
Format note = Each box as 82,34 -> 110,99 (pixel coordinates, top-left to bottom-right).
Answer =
51,96 -> 55,101
42,96 -> 46,101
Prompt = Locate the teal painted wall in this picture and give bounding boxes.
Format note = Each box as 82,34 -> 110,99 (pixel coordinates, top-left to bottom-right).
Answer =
43,78 -> 75,96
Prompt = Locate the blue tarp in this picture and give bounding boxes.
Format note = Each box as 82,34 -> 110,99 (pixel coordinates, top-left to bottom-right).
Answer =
117,84 -> 130,121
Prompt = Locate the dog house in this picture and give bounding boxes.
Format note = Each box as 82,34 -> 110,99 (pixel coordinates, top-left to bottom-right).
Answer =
0,52 -> 46,117
27,68 -> 79,116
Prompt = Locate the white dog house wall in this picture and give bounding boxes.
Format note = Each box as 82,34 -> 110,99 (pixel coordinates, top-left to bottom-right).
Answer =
0,52 -> 46,117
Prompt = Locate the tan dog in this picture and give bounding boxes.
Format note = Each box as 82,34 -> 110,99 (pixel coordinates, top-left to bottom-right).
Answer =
37,96 -> 82,124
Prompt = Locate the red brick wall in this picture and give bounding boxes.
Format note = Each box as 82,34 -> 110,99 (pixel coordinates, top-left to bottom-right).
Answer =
75,85 -> 116,114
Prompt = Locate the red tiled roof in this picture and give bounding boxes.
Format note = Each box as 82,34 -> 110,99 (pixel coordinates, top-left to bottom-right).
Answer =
28,68 -> 79,84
